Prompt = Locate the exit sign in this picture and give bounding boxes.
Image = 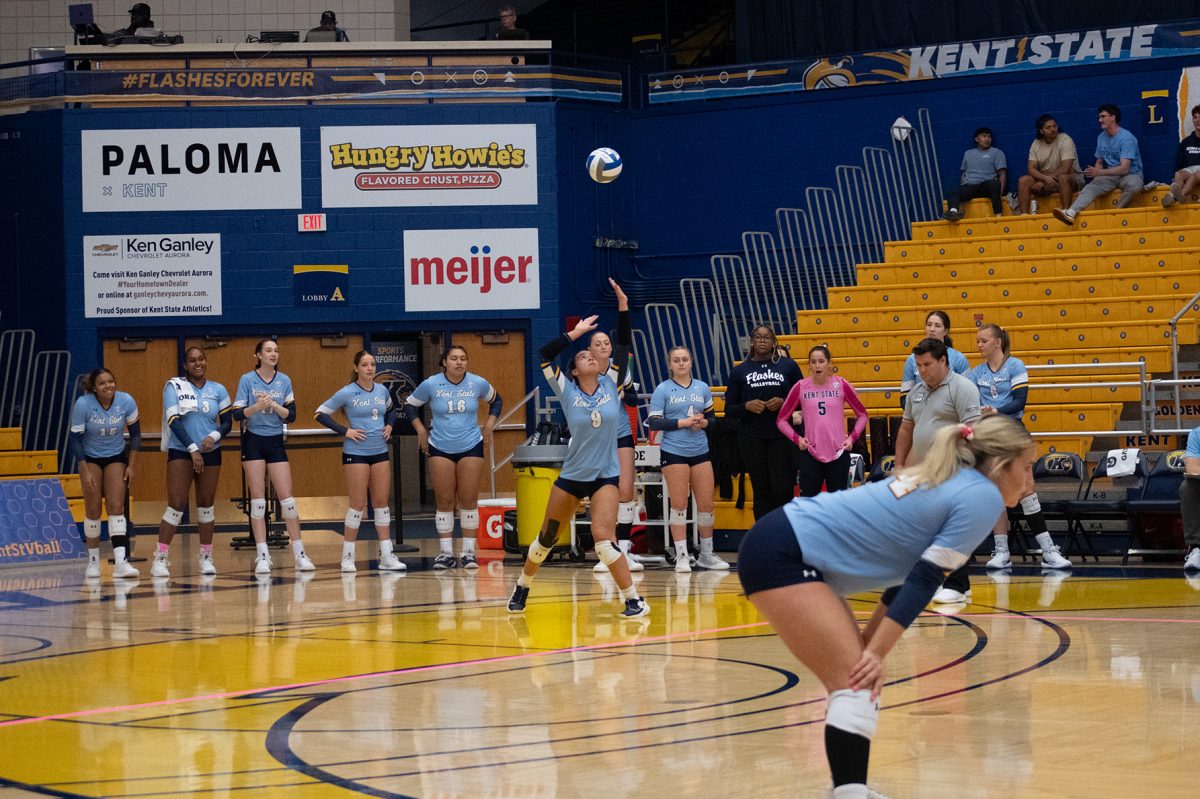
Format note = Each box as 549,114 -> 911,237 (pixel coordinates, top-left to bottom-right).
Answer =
298,213 -> 327,232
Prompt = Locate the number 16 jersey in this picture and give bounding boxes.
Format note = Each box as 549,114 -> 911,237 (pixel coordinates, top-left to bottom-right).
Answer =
406,372 -> 496,455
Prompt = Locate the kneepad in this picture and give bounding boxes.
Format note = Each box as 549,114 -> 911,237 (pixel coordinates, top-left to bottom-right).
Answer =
196,506 -> 215,524
161,506 -> 184,526
826,689 -> 879,740
250,498 -> 267,519
108,515 -> 127,536
344,508 -> 363,529
84,519 -> 101,540
459,508 -> 479,530
669,507 -> 688,525
435,511 -> 454,534
617,501 -> 637,525
595,539 -> 621,566
697,511 -> 715,528
526,539 -> 552,565
374,507 -> 391,527
279,496 -> 299,519
1019,493 -> 1042,515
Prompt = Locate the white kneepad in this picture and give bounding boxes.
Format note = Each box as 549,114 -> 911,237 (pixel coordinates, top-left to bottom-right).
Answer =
435,511 -> 455,534
595,539 -> 621,566
197,506 -> 215,524
826,689 -> 879,740
84,519 -> 101,539
527,539 -> 552,564
1019,493 -> 1042,515
344,508 -> 363,529
279,496 -> 299,519
374,507 -> 390,527
617,501 -> 637,525
668,507 -> 688,525
108,515 -> 127,535
250,499 -> 267,519
161,507 -> 184,526
697,511 -> 715,527
459,508 -> 479,530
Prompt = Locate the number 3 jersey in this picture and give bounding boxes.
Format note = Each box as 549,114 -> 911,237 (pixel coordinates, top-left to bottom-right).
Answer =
318,382 -> 393,456
406,372 -> 496,454
70,391 -> 139,458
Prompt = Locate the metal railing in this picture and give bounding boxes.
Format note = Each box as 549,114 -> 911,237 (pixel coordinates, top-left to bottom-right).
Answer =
1167,289 -> 1200,428
487,386 -> 540,497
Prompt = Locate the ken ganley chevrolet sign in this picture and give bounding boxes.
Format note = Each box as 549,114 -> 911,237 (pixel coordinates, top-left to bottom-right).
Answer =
403,229 -> 539,312
81,128 -> 301,212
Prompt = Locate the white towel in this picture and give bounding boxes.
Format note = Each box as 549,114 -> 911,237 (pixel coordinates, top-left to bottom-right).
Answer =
161,377 -> 199,451
1105,448 -> 1139,478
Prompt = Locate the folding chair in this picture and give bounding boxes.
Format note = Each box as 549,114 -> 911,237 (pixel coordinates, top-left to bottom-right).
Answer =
1063,450 -> 1150,561
1124,450 -> 1188,564
867,454 -> 895,483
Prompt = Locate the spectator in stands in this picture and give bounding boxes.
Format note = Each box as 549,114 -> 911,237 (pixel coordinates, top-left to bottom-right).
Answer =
495,5 -> 530,40
723,325 -> 802,519
1182,425 -> 1200,572
899,310 -> 970,409
1162,105 -> 1200,208
1053,103 -> 1143,226
942,127 -> 1007,221
116,3 -> 154,36
892,338 -> 982,605
1016,114 -> 1084,215
306,10 -> 350,42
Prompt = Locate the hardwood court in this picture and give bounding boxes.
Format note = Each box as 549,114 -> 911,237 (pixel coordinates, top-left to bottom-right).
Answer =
1,533 -> 1197,798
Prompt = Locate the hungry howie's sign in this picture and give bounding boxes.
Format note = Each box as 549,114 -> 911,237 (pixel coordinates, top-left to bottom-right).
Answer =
403,228 -> 539,312
320,125 -> 537,207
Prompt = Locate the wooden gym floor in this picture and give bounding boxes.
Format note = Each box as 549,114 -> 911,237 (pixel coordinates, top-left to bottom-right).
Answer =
0,531 -> 1197,798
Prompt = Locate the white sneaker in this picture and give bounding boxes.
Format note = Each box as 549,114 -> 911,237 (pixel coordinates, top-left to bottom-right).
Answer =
294,552 -> 316,571
626,554 -> 644,572
932,587 -> 970,604
674,554 -> 692,573
593,560 -> 610,573
150,552 -> 170,578
112,560 -> 139,579
254,553 -> 272,574
985,550 -> 1012,569
341,555 -> 357,573
1053,207 -> 1076,226
199,552 -> 217,575
695,552 -> 731,570
1041,545 -> 1072,569
85,559 -> 101,578
378,552 -> 406,571
1184,547 -> 1200,572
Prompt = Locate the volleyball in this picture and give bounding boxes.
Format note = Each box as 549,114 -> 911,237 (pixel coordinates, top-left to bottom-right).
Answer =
586,147 -> 623,183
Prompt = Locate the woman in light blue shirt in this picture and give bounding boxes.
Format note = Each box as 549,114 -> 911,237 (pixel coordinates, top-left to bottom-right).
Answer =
232,339 -> 314,575
317,350 -> 403,574
737,414 -> 1036,798
899,310 -> 970,409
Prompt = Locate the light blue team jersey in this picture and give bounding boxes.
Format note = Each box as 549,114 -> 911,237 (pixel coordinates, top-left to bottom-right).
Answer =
544,364 -> 622,481
604,359 -> 634,439
648,378 -> 714,457
406,372 -> 496,454
969,356 -> 1029,419
900,348 -> 971,396
318,382 -> 393,456
70,391 -> 139,458
784,468 -> 1005,596
234,370 -> 295,436
163,379 -> 231,452
1095,128 -> 1142,176
1186,427 -> 1200,459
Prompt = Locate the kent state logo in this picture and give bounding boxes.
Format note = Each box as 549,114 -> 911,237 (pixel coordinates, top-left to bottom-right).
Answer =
1043,454 -> 1076,473
1166,450 -> 1187,470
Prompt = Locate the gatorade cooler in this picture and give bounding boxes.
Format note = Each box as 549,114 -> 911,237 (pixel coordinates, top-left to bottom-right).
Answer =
476,498 -> 515,550
511,443 -> 571,552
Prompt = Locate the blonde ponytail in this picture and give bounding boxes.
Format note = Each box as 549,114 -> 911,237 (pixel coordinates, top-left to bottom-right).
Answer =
899,415 -> 1032,488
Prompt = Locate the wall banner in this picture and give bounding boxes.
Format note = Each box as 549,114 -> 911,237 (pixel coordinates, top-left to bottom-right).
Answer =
320,125 -> 538,208
0,479 -> 87,566
403,228 -> 539,313
83,234 -> 222,319
81,127 -> 301,212
294,265 -> 348,306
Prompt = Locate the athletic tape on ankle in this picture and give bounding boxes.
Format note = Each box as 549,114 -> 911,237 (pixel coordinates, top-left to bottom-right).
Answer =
459,508 -> 478,529
279,497 -> 299,519
617,501 -> 636,525
197,506 -> 215,524
250,498 -> 267,519
527,539 -> 552,564
595,539 -> 621,566
84,519 -> 101,540
344,508 -> 363,529
669,507 -> 688,525
374,507 -> 390,527
108,515 -> 127,535
697,511 -> 715,527
435,511 -> 454,534
826,689 -> 879,740
161,506 -> 184,526
1019,493 -> 1042,515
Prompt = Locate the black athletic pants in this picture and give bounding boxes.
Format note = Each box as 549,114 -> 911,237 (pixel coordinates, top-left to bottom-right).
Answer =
737,435 -> 797,520
946,179 -> 1002,214
796,449 -> 851,498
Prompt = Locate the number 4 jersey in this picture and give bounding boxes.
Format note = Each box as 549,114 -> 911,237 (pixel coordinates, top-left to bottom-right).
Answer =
406,372 -> 496,455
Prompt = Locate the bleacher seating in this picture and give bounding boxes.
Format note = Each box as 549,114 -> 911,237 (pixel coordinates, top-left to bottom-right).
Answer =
0,426 -> 85,523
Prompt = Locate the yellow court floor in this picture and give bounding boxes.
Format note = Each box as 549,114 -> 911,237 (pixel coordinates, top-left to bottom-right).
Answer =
0,532 -> 1198,798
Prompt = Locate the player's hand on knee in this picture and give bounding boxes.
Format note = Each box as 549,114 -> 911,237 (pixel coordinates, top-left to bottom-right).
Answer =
849,650 -> 885,700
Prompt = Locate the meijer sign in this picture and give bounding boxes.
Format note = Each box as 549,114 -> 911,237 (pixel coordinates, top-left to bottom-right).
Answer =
403,228 -> 539,312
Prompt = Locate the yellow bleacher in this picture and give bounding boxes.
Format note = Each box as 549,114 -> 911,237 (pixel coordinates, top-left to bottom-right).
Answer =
0,427 -> 86,523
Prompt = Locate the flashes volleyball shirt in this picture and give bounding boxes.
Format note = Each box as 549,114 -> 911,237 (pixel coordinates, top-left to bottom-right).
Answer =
724,358 -> 802,439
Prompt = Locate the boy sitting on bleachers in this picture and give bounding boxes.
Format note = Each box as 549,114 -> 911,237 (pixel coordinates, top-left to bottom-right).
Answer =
1053,103 -> 1143,225
942,127 -> 1007,222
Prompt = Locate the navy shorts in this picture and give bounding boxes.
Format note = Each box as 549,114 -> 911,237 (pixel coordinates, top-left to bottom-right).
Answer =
84,452 -> 128,470
661,450 -> 711,468
428,441 -> 484,462
241,432 -> 288,464
168,447 -> 222,467
617,434 -> 635,450
343,451 -> 390,466
554,475 -> 619,500
737,506 -> 825,597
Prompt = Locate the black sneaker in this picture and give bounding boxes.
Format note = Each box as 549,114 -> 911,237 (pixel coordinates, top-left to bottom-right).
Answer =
432,552 -> 457,570
619,597 -> 650,618
508,584 -> 529,614
942,208 -> 964,221
459,552 -> 479,570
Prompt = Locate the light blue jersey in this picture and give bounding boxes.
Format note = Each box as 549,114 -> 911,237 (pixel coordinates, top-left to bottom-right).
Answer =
234,370 -> 295,436
648,378 -> 714,457
164,379 -> 231,452
318,382 -> 393,457
784,468 -> 1004,596
1095,127 -> 1142,176
900,347 -> 970,396
1186,427 -> 1200,459
544,364 -> 622,481
70,391 -> 139,458
604,359 -> 634,439
407,372 -> 496,454
969,356 -> 1029,420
